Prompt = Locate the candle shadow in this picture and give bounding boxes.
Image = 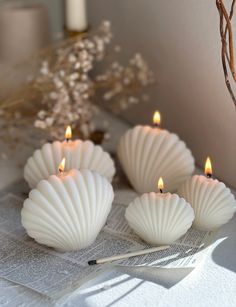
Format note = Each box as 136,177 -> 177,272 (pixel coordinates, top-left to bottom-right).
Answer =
211,214 -> 236,273
61,266 -> 192,307
0,179 -> 29,200
116,266 -> 193,289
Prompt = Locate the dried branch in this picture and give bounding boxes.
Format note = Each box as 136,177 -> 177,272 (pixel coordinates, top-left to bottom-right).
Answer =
216,0 -> 236,106
220,0 -> 236,79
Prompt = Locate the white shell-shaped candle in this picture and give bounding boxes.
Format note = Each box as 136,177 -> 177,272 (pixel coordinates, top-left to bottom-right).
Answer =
178,175 -> 236,231
24,140 -> 115,188
118,125 -> 195,193
125,192 -> 194,245
21,169 -> 114,251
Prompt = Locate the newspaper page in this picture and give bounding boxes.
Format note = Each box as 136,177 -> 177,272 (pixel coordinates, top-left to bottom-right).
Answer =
0,194 -> 142,300
0,191 -> 215,300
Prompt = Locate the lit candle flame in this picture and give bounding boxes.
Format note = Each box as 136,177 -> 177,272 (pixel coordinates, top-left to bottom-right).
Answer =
153,111 -> 161,127
58,158 -> 66,173
65,125 -> 72,141
205,157 -> 212,177
158,177 -> 164,193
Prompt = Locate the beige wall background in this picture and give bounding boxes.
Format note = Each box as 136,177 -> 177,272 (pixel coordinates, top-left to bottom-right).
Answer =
87,0 -> 236,189
1,1 -> 236,188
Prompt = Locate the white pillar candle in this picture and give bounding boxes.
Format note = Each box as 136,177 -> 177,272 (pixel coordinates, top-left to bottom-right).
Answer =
24,126 -> 115,188
178,157 -> 236,231
118,111 -> 195,193
125,177 -> 194,245
65,0 -> 88,32
21,160 -> 114,252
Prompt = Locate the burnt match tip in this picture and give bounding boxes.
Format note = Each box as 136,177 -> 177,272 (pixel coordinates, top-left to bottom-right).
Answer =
88,260 -> 97,265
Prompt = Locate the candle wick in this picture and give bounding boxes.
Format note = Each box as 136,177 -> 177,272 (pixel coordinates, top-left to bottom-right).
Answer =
66,138 -> 70,143
159,189 -> 163,194
154,123 -> 160,128
206,173 -> 212,178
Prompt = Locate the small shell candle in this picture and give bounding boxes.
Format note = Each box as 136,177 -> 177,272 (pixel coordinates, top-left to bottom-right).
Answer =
117,111 -> 195,193
24,126 -> 115,188
178,157 -> 236,231
22,159 -> 114,252
125,178 -> 194,245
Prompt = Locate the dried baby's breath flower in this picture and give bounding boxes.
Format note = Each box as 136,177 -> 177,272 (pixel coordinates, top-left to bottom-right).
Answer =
34,120 -> 47,129
0,21 -> 154,143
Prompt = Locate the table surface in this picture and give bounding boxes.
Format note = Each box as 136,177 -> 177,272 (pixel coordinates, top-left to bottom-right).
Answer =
0,112 -> 236,307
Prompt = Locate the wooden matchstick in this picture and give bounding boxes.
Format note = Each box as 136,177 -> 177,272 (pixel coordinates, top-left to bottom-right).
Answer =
88,245 -> 170,265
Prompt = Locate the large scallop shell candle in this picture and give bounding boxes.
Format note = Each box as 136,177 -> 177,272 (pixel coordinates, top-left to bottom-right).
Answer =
125,178 -> 194,245
178,157 -> 236,231
117,112 -> 194,193
21,166 -> 114,252
24,126 -> 115,188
